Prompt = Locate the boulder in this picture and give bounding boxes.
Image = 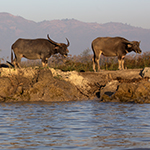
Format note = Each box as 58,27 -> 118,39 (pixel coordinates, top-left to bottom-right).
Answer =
100,80 -> 150,103
140,67 -> 150,78
0,77 -> 12,101
100,80 -> 120,100
112,83 -> 138,102
37,68 -> 53,81
27,68 -> 85,102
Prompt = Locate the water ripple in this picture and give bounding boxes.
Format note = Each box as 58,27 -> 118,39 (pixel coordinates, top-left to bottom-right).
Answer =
0,101 -> 150,149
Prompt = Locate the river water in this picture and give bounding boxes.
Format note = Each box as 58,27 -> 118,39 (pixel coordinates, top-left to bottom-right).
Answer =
0,100 -> 150,150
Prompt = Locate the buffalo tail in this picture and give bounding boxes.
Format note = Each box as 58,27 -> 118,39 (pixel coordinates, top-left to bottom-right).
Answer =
11,49 -> 13,63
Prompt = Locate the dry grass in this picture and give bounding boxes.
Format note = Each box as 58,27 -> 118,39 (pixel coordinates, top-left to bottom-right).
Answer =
3,51 -> 150,71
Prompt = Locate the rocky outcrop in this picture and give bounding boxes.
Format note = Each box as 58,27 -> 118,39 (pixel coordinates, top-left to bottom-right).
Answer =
0,67 -> 150,103
0,68 -> 87,102
140,67 -> 150,78
100,79 -> 150,103
100,80 -> 120,100
79,68 -> 150,103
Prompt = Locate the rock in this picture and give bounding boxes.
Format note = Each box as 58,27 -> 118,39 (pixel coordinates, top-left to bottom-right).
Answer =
101,94 -> 111,102
16,86 -> 23,94
112,83 -> 138,102
140,67 -> 150,78
108,81 -> 150,103
134,81 -> 149,98
0,77 -> 12,101
37,68 -> 53,81
0,68 -> 89,102
0,67 -> 38,78
100,80 -> 120,100
27,68 -> 85,102
29,76 -> 83,102
50,68 -> 91,97
0,67 -> 150,103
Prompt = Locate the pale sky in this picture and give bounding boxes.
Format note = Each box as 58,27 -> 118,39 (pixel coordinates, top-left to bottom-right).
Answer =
0,0 -> 150,29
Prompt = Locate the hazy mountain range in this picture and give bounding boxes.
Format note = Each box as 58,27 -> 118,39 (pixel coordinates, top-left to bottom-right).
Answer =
0,12 -> 150,60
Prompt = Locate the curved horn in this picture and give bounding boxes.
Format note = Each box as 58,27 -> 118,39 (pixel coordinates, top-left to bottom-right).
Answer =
47,34 -> 59,45
123,40 -> 133,45
66,38 -> 70,47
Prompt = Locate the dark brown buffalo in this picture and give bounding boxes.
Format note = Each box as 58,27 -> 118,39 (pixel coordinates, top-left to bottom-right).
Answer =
11,34 -> 70,68
91,37 -> 142,72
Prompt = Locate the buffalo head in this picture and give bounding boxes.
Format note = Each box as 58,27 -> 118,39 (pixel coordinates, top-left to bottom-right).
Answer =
47,34 -> 70,57
126,41 -> 142,54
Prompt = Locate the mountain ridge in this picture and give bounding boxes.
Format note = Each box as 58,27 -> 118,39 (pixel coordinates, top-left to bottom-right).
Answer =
0,12 -> 150,59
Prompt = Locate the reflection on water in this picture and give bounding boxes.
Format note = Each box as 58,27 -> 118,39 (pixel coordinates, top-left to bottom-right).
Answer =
0,100 -> 150,149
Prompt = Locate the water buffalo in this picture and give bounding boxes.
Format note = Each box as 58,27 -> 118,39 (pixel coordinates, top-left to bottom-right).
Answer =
11,34 -> 70,68
91,37 -> 142,72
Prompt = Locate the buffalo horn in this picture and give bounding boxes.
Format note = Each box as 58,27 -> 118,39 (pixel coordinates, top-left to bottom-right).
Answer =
66,38 -> 70,47
47,34 -> 60,46
123,40 -> 133,46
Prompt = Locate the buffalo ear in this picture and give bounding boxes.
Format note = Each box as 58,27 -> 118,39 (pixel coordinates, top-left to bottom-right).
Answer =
55,46 -> 59,50
127,44 -> 132,48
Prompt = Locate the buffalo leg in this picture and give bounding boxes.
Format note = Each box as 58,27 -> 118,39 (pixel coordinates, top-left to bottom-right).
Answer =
12,58 -> 17,68
92,51 -> 102,72
16,60 -> 21,68
118,58 -> 125,70
121,58 -> 125,69
92,57 -> 96,72
11,53 -> 18,68
96,57 -> 100,72
118,55 -> 125,70
45,58 -> 48,67
118,59 -> 122,70
14,54 -> 22,68
97,51 -> 102,72
42,62 -> 46,67
92,55 -> 100,72
42,58 -> 48,67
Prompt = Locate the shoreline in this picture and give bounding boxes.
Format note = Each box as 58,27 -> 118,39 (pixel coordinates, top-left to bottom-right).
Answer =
0,67 -> 150,103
